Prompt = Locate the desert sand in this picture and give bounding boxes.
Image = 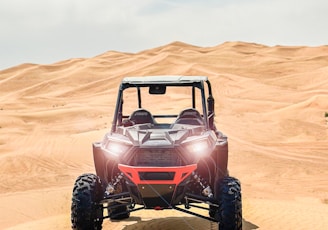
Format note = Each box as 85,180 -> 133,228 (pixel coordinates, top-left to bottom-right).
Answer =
0,41 -> 328,230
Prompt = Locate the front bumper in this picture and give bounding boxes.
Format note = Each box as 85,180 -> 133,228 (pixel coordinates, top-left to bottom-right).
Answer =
118,164 -> 197,208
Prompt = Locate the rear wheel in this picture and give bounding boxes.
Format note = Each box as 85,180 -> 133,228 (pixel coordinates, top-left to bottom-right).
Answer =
71,173 -> 104,230
108,203 -> 130,220
212,176 -> 242,230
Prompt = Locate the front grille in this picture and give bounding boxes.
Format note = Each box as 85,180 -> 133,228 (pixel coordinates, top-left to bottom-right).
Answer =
134,149 -> 181,166
139,172 -> 175,180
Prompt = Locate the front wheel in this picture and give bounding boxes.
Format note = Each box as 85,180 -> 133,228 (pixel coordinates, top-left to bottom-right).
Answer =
71,173 -> 104,230
214,176 -> 242,230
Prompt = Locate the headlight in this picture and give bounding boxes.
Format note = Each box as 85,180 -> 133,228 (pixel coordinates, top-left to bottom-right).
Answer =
185,139 -> 210,157
103,141 -> 131,156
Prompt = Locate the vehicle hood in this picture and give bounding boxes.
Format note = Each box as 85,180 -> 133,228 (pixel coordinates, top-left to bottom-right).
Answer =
121,125 -> 206,147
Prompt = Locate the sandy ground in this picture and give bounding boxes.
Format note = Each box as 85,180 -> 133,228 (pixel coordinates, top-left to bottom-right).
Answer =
1,41 -> 328,229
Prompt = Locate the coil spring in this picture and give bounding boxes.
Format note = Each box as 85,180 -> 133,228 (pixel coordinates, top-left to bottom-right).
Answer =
191,172 -> 213,198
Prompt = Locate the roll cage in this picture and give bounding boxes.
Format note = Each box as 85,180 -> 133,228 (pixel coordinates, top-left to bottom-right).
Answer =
111,76 -> 215,133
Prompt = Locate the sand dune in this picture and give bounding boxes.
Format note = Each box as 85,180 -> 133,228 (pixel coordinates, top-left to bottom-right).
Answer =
1,41 -> 328,229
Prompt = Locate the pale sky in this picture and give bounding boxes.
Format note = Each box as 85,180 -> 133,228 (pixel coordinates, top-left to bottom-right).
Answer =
1,0 -> 327,70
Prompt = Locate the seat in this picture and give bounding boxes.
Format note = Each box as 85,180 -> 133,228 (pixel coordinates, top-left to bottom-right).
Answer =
129,109 -> 155,125
177,108 -> 202,119
175,108 -> 204,125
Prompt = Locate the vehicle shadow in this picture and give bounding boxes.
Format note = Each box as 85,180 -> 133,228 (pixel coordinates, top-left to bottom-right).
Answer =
121,216 -> 259,230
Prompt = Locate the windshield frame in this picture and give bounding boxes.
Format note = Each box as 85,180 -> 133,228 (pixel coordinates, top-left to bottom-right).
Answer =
111,77 -> 212,132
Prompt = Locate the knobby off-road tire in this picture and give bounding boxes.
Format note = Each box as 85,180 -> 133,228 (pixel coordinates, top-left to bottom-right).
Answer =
71,173 -> 104,230
214,176 -> 242,230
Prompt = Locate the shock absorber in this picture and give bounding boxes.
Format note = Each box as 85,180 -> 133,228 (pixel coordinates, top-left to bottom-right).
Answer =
105,172 -> 124,195
192,172 -> 213,198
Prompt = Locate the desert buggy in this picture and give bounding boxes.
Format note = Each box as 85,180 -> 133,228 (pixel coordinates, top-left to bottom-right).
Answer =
71,76 -> 242,230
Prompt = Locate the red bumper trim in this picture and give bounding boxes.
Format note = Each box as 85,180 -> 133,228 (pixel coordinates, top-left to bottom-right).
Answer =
118,164 -> 197,185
